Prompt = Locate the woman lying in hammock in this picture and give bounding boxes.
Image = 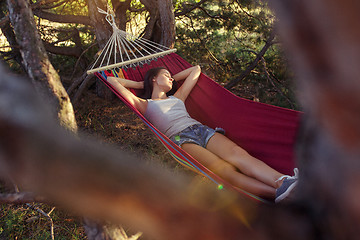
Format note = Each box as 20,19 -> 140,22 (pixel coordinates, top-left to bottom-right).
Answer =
107,65 -> 297,202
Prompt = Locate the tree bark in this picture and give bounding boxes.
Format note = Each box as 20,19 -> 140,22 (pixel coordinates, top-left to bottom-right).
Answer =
112,0 -> 131,31
7,0 -> 77,132
32,9 -> 92,26
141,0 -> 158,40
43,41 -> 83,58
87,0 -> 112,49
87,0 -> 115,101
0,1 -> 24,70
140,0 -> 175,47
157,0 -> 175,48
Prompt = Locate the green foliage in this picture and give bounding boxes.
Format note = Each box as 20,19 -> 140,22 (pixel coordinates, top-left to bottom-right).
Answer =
175,0 -> 298,109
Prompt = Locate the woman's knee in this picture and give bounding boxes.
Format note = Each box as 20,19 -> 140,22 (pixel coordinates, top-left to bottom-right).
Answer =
228,145 -> 251,161
228,145 -> 263,176
213,161 -> 237,177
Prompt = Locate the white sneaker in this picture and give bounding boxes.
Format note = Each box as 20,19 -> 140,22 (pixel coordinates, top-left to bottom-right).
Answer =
275,168 -> 299,203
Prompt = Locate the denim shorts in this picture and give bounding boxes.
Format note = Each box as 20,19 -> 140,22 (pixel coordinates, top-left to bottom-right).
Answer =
170,124 -> 225,148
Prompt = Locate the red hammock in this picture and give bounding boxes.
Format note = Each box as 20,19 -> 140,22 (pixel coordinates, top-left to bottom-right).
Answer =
95,53 -> 301,201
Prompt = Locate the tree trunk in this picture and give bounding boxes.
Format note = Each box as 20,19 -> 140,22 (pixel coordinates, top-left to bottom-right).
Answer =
7,0 -> 77,132
0,1 -> 24,71
141,0 -> 175,47
87,0 -> 112,49
112,0 -> 131,31
157,0 -> 175,48
87,0 -> 115,101
141,0 -> 159,40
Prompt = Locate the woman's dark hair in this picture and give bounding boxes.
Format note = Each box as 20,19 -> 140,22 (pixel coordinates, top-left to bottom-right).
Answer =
140,67 -> 178,99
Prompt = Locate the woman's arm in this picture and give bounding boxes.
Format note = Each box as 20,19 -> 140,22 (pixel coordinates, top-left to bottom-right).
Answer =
107,77 -> 147,114
172,65 -> 200,82
173,65 -> 201,101
107,77 -> 144,89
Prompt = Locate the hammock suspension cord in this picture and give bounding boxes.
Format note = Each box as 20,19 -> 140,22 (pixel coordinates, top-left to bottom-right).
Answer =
87,8 -> 177,74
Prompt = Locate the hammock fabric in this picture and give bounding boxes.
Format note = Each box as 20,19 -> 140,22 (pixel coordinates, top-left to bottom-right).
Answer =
95,53 -> 301,201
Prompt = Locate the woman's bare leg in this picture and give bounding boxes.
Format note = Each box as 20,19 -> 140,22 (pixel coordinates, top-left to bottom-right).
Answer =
181,143 -> 276,198
206,133 -> 284,188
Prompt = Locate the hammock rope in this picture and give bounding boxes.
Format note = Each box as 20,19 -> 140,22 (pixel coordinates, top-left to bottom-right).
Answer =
87,8 -> 176,74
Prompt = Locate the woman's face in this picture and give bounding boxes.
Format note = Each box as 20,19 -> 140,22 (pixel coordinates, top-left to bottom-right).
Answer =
154,69 -> 174,92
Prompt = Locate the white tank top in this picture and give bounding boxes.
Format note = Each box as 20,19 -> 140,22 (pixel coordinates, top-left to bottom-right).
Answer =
144,96 -> 201,138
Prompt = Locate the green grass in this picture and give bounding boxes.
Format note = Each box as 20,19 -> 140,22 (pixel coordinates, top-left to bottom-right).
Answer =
0,203 -> 86,239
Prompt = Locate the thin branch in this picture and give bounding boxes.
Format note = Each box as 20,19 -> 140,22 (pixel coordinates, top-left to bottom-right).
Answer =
185,15 -> 221,63
129,6 -> 146,13
26,204 -> 55,240
8,182 -> 55,239
34,0 -> 67,10
225,32 -> 276,89
0,15 -> 9,27
40,27 -> 82,47
69,42 -> 98,83
197,6 -> 222,19
0,192 -> 45,204
233,0 -> 268,27
260,57 -> 296,109
72,73 -> 96,104
234,47 -> 295,107
175,0 -> 209,16
43,41 -> 83,57
31,0 -> 61,9
0,44 -> 19,50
